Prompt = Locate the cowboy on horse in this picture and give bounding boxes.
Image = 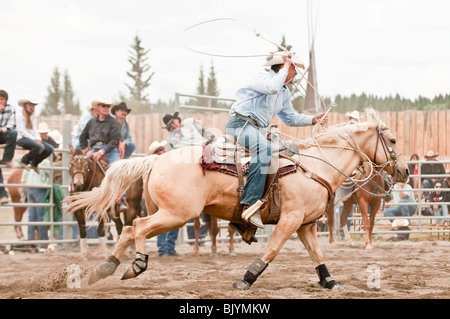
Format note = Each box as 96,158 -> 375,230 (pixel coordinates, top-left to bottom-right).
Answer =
225,50 -> 327,229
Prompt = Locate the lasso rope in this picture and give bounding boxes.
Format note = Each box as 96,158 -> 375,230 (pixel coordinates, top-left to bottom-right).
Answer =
180,18 -> 390,197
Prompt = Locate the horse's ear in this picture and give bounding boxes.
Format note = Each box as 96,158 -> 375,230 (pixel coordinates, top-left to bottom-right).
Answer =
69,144 -> 74,154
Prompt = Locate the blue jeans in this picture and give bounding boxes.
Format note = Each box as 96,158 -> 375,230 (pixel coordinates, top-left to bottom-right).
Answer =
383,199 -> 417,222
90,145 -> 120,164
225,116 -> 272,206
124,142 -> 136,159
432,204 -> 448,224
27,188 -> 49,245
157,229 -> 179,256
17,138 -> 54,166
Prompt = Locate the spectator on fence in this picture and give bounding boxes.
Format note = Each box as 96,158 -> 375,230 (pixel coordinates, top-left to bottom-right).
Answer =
38,122 -> 59,148
383,180 -> 417,222
16,97 -> 54,174
408,153 -> 420,198
427,182 -> 449,226
0,89 -> 18,204
421,150 -> 446,197
163,111 -> 215,150
79,98 -> 128,212
22,158 -> 51,247
111,102 -> 135,159
71,103 -> 99,149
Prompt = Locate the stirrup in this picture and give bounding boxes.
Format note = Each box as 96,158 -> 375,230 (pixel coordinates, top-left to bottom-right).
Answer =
241,201 -> 265,229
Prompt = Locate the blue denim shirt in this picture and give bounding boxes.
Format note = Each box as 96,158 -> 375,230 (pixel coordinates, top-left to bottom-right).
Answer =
229,69 -> 313,128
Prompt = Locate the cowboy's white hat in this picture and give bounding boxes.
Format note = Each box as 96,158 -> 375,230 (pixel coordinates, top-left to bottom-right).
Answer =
91,97 -> 114,109
48,129 -> 63,145
37,122 -> 50,133
345,110 -> 360,121
392,219 -> 409,228
264,51 -> 305,69
148,140 -> 167,155
18,97 -> 40,107
424,150 -> 438,158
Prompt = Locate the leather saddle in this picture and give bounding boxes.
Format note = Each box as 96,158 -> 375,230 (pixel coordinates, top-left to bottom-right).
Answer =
201,132 -> 300,227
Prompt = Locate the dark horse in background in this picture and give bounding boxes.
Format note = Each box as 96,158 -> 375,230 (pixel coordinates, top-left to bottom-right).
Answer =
325,162 -> 392,250
69,146 -> 142,259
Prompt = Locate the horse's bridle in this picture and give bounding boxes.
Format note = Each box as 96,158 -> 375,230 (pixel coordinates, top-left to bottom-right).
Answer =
373,126 -> 398,170
70,155 -> 101,191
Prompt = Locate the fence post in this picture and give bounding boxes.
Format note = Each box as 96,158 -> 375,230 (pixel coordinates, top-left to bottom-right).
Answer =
62,120 -> 73,248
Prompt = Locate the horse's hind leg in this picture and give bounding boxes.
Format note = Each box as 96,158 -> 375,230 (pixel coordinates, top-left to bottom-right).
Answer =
209,216 -> 219,256
88,224 -> 136,285
297,223 -> 343,290
121,210 -> 191,280
193,217 -> 200,254
228,225 -> 236,256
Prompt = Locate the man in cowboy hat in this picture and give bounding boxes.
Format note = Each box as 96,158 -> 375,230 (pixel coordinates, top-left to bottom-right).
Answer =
148,140 -> 167,155
0,89 -> 18,204
111,102 -> 135,159
422,150 -> 446,197
225,50 -> 327,228
162,111 -> 214,150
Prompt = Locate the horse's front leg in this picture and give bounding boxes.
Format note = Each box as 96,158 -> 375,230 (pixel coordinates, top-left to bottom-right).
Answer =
340,201 -> 354,245
297,223 -> 343,290
233,213 -> 302,290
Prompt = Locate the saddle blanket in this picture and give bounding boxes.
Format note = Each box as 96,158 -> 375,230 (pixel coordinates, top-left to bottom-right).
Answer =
200,144 -> 298,178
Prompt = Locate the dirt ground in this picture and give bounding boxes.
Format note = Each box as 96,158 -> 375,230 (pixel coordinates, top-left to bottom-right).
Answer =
1,235 -> 449,300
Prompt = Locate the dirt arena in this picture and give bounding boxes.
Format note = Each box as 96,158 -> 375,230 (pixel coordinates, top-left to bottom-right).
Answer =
1,235 -> 449,300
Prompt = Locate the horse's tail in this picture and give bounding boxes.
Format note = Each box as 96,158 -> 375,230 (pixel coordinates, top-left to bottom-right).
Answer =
66,155 -> 159,221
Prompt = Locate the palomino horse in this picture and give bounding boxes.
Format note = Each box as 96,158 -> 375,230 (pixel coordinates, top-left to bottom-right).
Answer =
67,108 -> 409,290
193,214 -> 236,256
68,147 -> 142,259
325,162 -> 392,249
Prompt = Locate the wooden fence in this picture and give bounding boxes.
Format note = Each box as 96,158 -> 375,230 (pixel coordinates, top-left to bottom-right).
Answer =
39,109 -> 450,163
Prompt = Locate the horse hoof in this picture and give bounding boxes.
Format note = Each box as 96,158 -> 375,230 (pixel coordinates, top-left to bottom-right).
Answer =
229,251 -> 237,257
331,283 -> 345,291
210,252 -> 218,257
120,266 -> 136,280
365,244 -> 373,250
233,280 -> 251,290
88,259 -> 119,285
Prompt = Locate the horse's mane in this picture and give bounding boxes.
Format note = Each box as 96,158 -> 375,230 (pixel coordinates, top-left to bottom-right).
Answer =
299,107 -> 384,148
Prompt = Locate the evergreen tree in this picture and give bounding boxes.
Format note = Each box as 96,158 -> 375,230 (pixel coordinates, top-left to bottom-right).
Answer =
195,65 -> 207,106
42,67 -> 62,115
62,69 -> 80,115
126,35 -> 154,113
206,62 -> 220,107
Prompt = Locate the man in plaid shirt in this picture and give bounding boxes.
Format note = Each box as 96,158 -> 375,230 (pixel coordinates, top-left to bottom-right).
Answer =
0,90 -> 18,204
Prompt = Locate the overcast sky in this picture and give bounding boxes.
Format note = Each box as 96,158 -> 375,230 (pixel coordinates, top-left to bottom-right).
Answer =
2,0 -> 449,113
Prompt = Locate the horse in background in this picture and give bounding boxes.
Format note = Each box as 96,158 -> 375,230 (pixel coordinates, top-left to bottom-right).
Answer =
193,214 -> 236,256
69,146 -> 142,259
325,162 -> 392,249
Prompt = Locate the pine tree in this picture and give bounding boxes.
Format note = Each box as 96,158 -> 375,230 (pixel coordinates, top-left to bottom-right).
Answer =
195,65 -> 207,106
206,62 -> 220,107
125,35 -> 154,113
42,67 -> 62,115
62,69 -> 80,115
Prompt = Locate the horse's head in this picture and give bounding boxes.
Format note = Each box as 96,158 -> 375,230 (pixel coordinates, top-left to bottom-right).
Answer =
360,108 -> 409,183
69,146 -> 92,192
